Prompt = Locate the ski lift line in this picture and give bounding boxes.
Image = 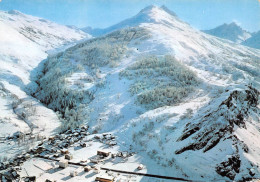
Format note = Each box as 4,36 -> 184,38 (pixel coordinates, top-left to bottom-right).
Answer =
101,167 -> 192,182
33,164 -> 46,172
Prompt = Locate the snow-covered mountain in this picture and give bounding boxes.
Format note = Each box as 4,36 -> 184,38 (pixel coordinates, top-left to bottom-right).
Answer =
0,10 -> 90,158
32,5 -> 260,181
242,30 -> 260,49
203,22 -> 252,43
82,5 -> 178,36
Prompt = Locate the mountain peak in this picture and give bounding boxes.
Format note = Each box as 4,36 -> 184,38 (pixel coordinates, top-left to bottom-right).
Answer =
224,22 -> 242,30
139,5 -> 157,12
124,5 -> 179,26
82,5 -> 180,36
204,22 -> 251,43
138,5 -> 177,20
229,22 -> 238,26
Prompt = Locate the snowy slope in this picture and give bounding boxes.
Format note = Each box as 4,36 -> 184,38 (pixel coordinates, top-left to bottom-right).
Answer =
242,31 -> 260,49
33,5 -> 260,181
203,22 -> 252,44
0,10 -> 89,50
82,5 -> 178,36
0,9 -> 90,147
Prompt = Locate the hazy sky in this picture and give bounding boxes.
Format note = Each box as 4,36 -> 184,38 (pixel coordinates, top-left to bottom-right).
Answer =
0,0 -> 259,32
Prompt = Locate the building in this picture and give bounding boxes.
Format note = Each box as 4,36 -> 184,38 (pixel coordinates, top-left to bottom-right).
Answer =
95,175 -> 114,182
97,150 -> 110,157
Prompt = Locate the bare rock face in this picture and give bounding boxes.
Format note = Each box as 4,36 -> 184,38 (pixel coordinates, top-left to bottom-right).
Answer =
175,86 -> 259,179
216,154 -> 241,180
176,86 -> 259,154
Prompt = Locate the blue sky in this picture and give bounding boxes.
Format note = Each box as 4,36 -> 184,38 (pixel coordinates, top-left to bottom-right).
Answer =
0,0 -> 259,32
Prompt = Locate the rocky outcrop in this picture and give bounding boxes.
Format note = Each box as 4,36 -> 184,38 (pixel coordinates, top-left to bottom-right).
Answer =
216,154 -> 241,180
176,86 -> 259,154
174,86 -> 259,180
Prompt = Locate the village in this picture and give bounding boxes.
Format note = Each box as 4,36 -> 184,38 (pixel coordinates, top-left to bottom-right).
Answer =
0,126 -> 185,182
1,1 -> 259,181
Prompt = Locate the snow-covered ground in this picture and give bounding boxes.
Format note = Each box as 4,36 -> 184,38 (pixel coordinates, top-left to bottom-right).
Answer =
28,5 -> 260,181
1,5 -> 260,182
18,133 -> 180,182
0,10 -> 90,159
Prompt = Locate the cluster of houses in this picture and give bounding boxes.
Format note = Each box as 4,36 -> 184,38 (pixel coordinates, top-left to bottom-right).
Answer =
94,133 -> 117,146
0,125 -> 144,182
0,123 -> 143,182
56,150 -> 114,181
0,126 -> 89,181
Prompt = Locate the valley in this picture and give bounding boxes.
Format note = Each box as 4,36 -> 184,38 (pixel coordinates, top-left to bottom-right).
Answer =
0,4 -> 259,182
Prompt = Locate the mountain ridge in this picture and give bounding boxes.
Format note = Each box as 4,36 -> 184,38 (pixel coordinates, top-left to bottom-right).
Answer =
0,5 -> 259,181
82,5 -> 180,36
203,22 -> 252,43
242,30 -> 260,49
0,9 -> 90,160
31,5 -> 260,181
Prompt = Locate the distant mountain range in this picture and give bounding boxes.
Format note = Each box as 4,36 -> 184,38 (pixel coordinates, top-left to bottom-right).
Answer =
83,20 -> 259,50
202,22 -> 259,49
203,22 -> 251,43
